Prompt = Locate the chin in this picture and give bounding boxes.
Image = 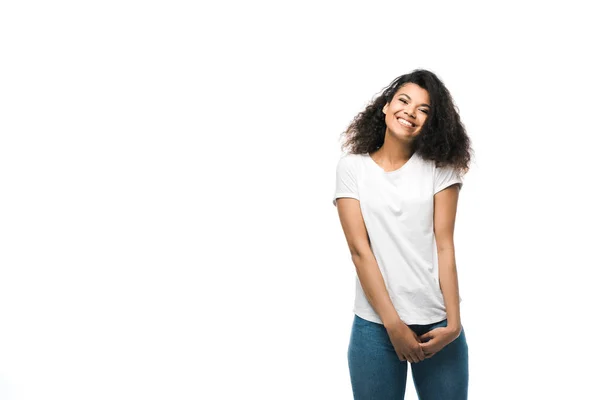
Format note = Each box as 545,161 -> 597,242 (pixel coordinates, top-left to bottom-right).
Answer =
399,128 -> 419,136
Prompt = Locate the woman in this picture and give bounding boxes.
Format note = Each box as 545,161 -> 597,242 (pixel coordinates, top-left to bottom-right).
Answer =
333,69 -> 472,399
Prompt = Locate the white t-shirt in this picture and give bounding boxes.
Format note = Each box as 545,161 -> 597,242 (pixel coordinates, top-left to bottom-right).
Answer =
333,151 -> 463,325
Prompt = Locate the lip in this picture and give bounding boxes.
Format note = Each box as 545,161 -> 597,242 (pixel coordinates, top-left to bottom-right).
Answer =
396,116 -> 416,128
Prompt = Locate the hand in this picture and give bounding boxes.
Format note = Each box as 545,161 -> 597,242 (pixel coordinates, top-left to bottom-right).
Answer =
418,326 -> 461,359
386,324 -> 426,364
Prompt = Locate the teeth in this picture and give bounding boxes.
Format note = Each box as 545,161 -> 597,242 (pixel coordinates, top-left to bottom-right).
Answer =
397,118 -> 414,127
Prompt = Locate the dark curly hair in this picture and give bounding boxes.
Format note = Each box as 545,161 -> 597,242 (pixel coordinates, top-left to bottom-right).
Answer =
339,69 -> 472,174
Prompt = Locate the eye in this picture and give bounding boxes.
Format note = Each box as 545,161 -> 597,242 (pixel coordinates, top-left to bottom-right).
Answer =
399,98 -> 408,104
420,109 -> 429,114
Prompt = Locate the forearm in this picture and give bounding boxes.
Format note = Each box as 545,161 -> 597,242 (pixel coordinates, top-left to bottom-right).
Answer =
438,247 -> 461,331
351,252 -> 405,331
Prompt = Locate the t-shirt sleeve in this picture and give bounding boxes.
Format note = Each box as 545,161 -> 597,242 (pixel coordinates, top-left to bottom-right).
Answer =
434,163 -> 463,195
333,155 -> 360,206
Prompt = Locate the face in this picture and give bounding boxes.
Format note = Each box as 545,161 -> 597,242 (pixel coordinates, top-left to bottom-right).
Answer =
382,82 -> 431,139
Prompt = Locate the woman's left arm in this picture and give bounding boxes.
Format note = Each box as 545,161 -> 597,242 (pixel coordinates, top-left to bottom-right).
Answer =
433,184 -> 462,334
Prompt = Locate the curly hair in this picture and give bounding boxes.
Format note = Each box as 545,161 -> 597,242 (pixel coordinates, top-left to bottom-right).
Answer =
339,69 -> 472,174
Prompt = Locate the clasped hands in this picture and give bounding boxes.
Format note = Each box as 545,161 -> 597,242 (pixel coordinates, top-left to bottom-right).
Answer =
387,324 -> 461,363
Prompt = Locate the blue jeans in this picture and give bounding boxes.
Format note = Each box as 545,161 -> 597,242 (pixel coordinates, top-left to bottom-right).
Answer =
348,314 -> 469,399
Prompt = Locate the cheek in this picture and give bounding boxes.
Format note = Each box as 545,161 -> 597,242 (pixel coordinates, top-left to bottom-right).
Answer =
386,113 -> 396,126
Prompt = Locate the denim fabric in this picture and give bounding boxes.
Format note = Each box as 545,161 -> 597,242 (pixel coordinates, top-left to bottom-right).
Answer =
347,314 -> 469,399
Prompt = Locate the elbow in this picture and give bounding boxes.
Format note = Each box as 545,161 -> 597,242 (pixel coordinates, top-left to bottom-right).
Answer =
435,237 -> 456,254
437,245 -> 455,254
349,243 -> 371,260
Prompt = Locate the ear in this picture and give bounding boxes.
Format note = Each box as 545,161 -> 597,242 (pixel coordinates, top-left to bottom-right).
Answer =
382,103 -> 388,114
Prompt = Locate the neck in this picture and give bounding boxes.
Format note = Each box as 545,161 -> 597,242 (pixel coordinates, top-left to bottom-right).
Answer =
374,141 -> 414,164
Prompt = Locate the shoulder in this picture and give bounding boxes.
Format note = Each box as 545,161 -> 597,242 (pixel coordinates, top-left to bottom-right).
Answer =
409,151 -> 435,174
341,152 -> 364,161
336,152 -> 365,169
413,153 -> 453,174
412,152 -> 433,166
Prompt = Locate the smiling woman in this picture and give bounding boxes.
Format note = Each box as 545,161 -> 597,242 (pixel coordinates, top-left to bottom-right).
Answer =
383,83 -> 430,135
333,69 -> 473,399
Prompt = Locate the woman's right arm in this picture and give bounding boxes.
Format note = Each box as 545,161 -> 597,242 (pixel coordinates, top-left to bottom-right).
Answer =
336,197 -> 425,363
335,197 -> 402,329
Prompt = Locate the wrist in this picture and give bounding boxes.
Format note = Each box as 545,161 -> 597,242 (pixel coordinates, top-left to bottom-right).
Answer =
447,322 -> 461,336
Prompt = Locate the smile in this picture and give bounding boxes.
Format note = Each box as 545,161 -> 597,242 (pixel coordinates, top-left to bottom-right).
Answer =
397,117 -> 415,128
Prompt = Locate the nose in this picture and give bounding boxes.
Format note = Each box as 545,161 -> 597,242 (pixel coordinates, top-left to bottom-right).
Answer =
403,109 -> 416,119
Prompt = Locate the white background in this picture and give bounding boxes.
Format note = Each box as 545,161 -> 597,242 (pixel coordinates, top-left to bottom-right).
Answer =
1,1 -> 599,399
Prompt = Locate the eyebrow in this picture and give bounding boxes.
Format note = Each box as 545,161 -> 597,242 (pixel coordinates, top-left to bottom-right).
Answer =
399,93 -> 431,108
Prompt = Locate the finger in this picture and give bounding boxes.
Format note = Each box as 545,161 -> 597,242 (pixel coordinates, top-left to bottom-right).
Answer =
420,329 -> 439,340
411,331 -> 422,342
424,327 -> 445,339
412,350 -> 424,363
422,335 -> 440,348
413,346 -> 425,361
